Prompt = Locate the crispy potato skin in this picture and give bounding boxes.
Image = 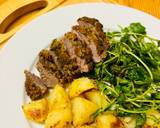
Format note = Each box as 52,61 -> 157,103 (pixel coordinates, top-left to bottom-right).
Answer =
71,97 -> 99,127
68,77 -> 97,98
96,114 -> 124,128
22,98 -> 48,123
45,107 -> 72,128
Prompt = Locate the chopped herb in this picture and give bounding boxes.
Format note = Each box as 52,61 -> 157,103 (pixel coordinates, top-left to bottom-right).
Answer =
136,114 -> 146,128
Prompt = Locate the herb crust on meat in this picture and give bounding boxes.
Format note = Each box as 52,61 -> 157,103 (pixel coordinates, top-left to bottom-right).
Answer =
24,17 -> 109,100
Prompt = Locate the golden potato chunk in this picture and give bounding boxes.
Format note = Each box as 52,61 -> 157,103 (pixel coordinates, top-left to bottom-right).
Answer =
22,98 -> 48,123
47,85 -> 70,112
120,116 -> 136,128
84,90 -> 109,108
45,107 -> 72,128
71,97 -> 98,127
96,114 -> 124,128
143,110 -> 160,128
68,77 -> 97,98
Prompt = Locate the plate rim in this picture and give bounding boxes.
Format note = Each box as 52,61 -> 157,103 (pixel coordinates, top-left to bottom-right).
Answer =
0,2 -> 160,128
1,2 -> 160,52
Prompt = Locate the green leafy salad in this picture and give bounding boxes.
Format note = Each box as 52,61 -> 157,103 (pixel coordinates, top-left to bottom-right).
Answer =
88,23 -> 160,127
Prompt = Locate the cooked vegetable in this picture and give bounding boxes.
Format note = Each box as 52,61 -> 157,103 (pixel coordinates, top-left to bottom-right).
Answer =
47,85 -> 70,112
89,23 -> 160,127
71,97 -> 99,127
68,77 -> 97,98
84,90 -> 109,108
45,107 -> 72,128
96,113 -> 124,128
22,98 -> 48,123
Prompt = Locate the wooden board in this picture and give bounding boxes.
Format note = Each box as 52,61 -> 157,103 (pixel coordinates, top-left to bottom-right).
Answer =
0,0 -> 66,45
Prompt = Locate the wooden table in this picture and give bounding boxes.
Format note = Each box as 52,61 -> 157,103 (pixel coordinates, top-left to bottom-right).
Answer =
113,0 -> 160,19
0,0 -> 160,48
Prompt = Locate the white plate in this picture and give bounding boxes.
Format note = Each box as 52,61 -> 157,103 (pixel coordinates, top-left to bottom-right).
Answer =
0,3 -> 160,128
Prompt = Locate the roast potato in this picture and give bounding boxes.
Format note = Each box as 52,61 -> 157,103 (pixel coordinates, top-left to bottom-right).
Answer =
71,97 -> 98,127
120,116 -> 136,128
143,110 -> 160,128
47,85 -> 70,112
45,106 -> 72,128
68,77 -> 97,98
96,113 -> 124,128
22,98 -> 48,123
84,90 -> 109,108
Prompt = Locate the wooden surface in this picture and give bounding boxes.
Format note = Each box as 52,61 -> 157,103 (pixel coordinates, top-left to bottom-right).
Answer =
0,0 -> 65,46
0,0 -> 160,48
0,0 -> 47,33
114,0 -> 160,19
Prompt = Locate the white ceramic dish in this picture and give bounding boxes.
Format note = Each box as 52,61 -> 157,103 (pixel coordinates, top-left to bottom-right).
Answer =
0,3 -> 160,128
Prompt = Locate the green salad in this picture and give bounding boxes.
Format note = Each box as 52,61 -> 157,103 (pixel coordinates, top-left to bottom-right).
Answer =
87,23 -> 160,127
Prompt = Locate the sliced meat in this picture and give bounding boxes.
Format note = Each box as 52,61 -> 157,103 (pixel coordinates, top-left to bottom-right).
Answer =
39,49 -> 63,74
50,39 -> 81,83
38,38 -> 85,85
77,16 -> 109,49
50,39 -> 75,66
72,25 -> 106,62
62,32 -> 93,72
24,17 -> 110,101
24,70 -> 48,100
38,49 -> 73,84
39,49 -> 57,72
36,62 -> 59,88
32,16 -> 109,88
38,49 -> 64,85
37,17 -> 109,84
